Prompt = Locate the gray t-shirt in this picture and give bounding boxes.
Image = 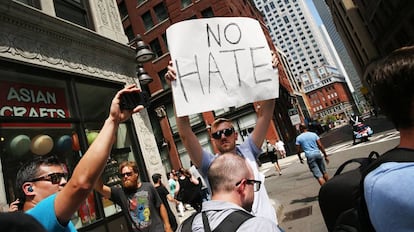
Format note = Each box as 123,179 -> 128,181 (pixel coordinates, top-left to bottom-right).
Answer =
110,183 -> 164,232
177,200 -> 280,231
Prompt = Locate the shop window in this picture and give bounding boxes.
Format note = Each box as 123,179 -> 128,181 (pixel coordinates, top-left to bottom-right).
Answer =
149,38 -> 163,58
142,11 -> 154,31
53,0 -> 90,29
154,2 -> 168,22
0,67 -> 145,230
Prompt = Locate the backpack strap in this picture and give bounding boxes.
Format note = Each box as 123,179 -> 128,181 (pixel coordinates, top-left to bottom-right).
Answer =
334,151 -> 379,176
359,148 -> 414,231
213,210 -> 254,232
180,212 -> 199,232
363,148 -> 414,175
180,209 -> 254,232
202,212 -> 212,232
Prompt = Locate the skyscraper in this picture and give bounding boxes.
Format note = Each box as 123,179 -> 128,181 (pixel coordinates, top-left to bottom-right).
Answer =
253,0 -> 360,115
253,0 -> 335,82
312,0 -> 367,113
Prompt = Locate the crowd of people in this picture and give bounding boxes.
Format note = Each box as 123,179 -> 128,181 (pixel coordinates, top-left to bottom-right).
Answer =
2,45 -> 413,232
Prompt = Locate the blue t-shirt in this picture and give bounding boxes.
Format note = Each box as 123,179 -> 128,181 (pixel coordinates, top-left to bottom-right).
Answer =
364,162 -> 414,232
27,193 -> 77,232
295,131 -> 321,157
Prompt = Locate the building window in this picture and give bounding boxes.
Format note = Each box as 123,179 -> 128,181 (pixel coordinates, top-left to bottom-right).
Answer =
142,11 -> 154,31
201,7 -> 214,18
118,1 -> 128,19
161,33 -> 168,51
150,38 -> 163,58
125,26 -> 135,42
54,0 -> 89,28
15,0 -> 41,9
154,2 -> 168,22
181,0 -> 192,8
158,68 -> 170,90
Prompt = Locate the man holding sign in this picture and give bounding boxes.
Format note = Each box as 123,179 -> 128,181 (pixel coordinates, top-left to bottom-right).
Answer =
166,17 -> 282,230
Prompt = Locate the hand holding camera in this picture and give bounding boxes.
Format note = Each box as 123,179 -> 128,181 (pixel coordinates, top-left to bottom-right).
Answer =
119,91 -> 150,110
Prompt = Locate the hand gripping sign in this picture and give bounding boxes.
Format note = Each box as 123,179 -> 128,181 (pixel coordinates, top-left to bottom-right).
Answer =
167,17 -> 279,117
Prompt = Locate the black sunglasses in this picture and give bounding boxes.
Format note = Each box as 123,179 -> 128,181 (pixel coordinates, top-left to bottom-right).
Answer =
235,179 -> 262,192
29,172 -> 68,185
211,128 -> 235,140
122,172 -> 134,177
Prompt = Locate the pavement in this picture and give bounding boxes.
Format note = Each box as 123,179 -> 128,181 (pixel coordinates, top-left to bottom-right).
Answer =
259,155 -> 327,232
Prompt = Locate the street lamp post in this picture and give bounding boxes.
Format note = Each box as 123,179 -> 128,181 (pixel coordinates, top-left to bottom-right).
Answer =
130,34 -> 155,86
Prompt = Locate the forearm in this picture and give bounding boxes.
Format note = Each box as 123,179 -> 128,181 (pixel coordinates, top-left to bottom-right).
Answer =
167,194 -> 178,204
252,98 -> 275,148
159,204 -> 171,231
317,140 -> 327,157
56,118 -> 118,221
320,147 -> 327,157
94,178 -> 112,199
73,118 -> 118,188
296,145 -> 304,161
260,99 -> 276,120
175,106 -> 203,167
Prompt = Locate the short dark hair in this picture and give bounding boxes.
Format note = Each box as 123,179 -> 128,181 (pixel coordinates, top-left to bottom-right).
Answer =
370,46 -> 414,129
15,155 -> 62,207
152,173 -> 162,183
299,124 -> 308,132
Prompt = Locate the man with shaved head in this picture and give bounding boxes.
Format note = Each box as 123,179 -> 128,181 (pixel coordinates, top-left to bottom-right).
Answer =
178,153 -> 280,231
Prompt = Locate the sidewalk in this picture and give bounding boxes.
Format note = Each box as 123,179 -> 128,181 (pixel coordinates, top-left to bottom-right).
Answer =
260,154 -> 305,224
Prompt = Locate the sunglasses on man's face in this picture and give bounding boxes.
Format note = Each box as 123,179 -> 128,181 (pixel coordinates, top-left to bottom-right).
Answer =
29,172 -> 68,185
122,172 -> 134,177
211,128 -> 235,140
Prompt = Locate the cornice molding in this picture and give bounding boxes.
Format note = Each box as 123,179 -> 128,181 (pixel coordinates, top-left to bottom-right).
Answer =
0,2 -> 135,83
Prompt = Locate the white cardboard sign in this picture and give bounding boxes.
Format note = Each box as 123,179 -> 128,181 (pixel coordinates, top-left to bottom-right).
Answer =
166,17 -> 279,117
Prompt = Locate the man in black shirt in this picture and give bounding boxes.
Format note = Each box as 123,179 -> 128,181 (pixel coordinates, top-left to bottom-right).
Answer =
152,173 -> 178,231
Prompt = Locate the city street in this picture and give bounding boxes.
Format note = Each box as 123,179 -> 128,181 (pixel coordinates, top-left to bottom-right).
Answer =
263,116 -> 399,232
176,116 -> 399,231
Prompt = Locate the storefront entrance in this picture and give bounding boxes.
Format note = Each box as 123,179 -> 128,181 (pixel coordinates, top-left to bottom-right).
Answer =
0,61 -> 146,231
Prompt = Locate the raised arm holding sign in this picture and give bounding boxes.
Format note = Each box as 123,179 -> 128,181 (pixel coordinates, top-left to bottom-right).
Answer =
165,17 -> 282,229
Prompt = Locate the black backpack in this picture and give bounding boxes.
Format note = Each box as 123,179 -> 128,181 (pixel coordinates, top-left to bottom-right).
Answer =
180,209 -> 254,232
319,148 -> 414,232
